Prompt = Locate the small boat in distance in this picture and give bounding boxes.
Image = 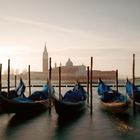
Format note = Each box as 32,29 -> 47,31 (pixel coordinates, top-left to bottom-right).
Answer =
52,82 -> 87,118
0,83 -> 54,114
98,78 -> 130,113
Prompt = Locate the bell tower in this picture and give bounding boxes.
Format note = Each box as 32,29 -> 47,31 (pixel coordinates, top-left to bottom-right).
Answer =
43,43 -> 48,73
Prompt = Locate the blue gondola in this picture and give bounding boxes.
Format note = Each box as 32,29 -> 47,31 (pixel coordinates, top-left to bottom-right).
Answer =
126,79 -> 140,105
52,82 -> 87,118
98,78 -> 130,113
0,78 -> 25,99
0,83 -> 54,114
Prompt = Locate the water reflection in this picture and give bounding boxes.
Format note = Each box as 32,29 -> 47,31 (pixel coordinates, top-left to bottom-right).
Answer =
5,111 -> 48,140
53,110 -> 86,140
7,110 -> 46,127
1,87 -> 140,140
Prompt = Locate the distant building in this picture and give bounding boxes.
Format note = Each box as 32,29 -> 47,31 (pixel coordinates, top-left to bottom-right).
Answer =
51,58 -> 116,83
42,44 -> 48,73
19,44 -> 49,80
66,58 -> 73,67
29,44 -> 48,80
51,58 -> 87,82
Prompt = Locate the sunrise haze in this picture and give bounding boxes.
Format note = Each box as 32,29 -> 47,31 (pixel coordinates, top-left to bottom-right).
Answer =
0,0 -> 140,78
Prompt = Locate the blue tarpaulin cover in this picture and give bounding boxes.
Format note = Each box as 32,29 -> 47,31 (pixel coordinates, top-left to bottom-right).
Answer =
62,83 -> 86,102
98,79 -> 128,102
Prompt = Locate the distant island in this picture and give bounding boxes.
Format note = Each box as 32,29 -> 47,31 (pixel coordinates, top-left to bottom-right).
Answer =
2,44 -> 116,84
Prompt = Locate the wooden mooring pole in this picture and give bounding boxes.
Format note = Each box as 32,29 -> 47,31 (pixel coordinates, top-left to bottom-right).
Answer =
15,75 -> 17,88
116,69 -> 118,93
8,59 -> 10,95
28,65 -> 31,96
132,54 -> 136,115
0,64 -> 2,91
90,57 -> 93,115
59,66 -> 61,100
87,66 -> 89,104
49,57 -> 52,114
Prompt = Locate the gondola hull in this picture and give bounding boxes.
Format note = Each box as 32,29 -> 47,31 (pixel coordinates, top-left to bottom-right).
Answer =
98,79 -> 130,113
128,97 -> 140,111
0,95 -> 49,113
100,100 -> 130,113
52,95 -> 86,117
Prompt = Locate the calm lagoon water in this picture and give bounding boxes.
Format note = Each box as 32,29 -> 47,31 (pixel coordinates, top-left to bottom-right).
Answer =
0,87 -> 140,140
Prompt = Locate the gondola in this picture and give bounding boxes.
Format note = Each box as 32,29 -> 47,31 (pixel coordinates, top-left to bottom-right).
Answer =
98,79 -> 130,113
0,78 -> 26,99
126,79 -> 140,107
52,83 -> 87,118
0,83 -> 54,114
0,78 -> 26,112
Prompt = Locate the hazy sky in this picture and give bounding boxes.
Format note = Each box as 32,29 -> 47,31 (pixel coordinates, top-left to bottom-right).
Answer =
0,0 -> 140,78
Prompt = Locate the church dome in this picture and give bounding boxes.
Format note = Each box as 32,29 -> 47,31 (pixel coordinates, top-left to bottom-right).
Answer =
66,58 -> 73,66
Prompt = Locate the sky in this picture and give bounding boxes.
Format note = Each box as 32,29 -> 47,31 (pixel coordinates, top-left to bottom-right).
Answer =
0,0 -> 140,78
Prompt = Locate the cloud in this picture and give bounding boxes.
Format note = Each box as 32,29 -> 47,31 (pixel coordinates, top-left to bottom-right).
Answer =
0,15 -> 86,35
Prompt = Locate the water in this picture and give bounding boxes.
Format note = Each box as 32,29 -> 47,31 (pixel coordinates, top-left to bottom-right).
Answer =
0,87 -> 140,140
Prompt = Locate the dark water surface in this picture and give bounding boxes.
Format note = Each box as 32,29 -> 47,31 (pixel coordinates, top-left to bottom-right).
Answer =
0,87 -> 140,140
